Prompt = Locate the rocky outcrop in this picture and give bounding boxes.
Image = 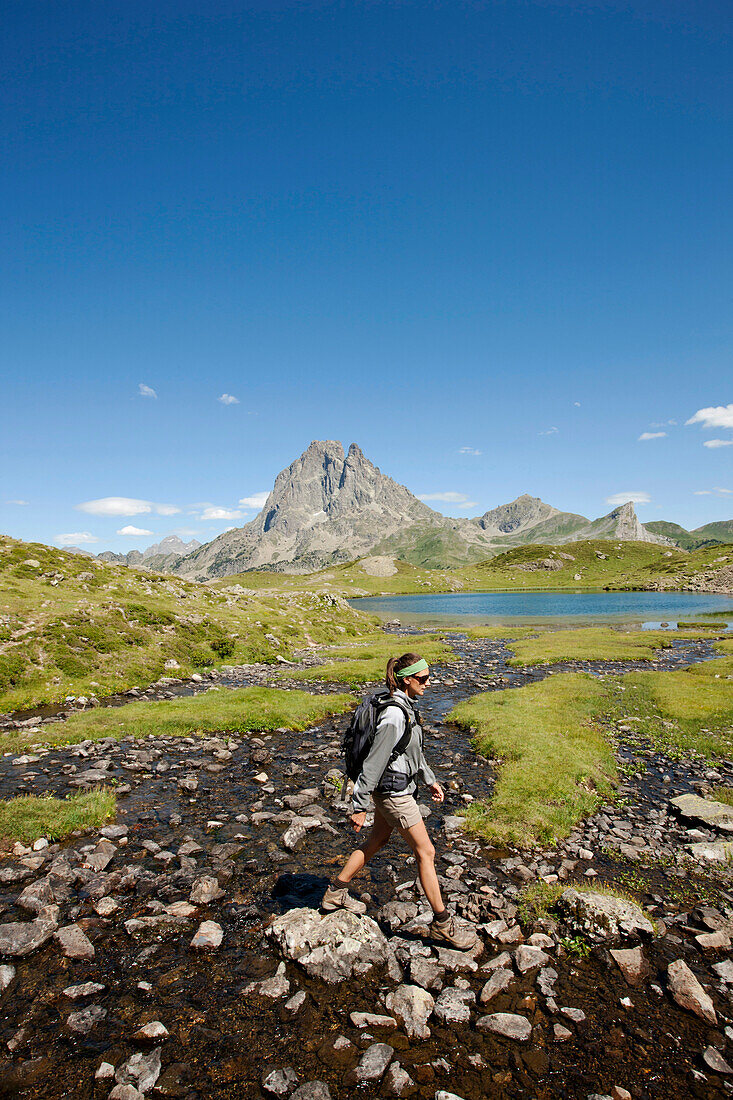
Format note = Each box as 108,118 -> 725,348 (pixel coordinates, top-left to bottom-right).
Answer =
267,907 -> 390,983
558,888 -> 655,943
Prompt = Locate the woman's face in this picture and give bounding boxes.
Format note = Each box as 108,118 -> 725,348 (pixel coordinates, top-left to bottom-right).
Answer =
404,668 -> 430,698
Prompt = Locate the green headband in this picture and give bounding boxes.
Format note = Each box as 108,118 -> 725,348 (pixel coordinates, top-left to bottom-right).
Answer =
395,658 -> 428,678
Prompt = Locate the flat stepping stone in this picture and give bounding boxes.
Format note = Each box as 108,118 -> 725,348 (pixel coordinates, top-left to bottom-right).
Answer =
670,794 -> 733,834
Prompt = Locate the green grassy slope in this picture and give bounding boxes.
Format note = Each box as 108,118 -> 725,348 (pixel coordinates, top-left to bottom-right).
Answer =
0,535 -> 378,713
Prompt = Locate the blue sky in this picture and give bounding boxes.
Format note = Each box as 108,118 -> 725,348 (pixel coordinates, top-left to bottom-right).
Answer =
2,0 -> 731,552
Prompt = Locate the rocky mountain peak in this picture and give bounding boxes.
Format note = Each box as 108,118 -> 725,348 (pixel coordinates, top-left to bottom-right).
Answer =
475,494 -> 561,535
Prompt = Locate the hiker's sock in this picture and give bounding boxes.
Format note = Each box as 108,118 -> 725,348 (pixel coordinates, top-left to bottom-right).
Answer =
332,878 -> 350,891
433,908 -> 449,923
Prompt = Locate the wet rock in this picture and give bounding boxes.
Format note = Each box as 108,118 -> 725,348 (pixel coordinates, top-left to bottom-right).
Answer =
554,1024 -> 572,1040
94,896 -> 119,917
17,875 -> 56,913
134,1021 -> 170,1042
610,947 -> 651,987
479,968 -> 514,1003
713,960 -> 733,984
262,1066 -> 298,1096
55,923 -> 95,959
409,956 -> 444,990
558,888 -> 654,942
476,1012 -> 532,1041
696,931 -> 730,950
190,921 -> 223,950
435,1093 -> 468,1100
63,981 -> 106,999
282,817 -> 320,850
350,1011 -> 397,1029
383,1062 -> 415,1096
290,1083 -> 332,1100
667,959 -> 717,1024
560,1006 -> 586,1024
95,1062 -> 115,1079
687,841 -> 733,864
0,965 -> 16,992
671,793 -> 733,833
284,990 -> 307,1014
0,918 -> 56,957
703,1047 -> 733,1075
189,876 -> 225,904
83,839 -> 117,872
116,1048 -> 162,1093
432,986 -> 474,1024
259,963 -> 291,999
109,1087 -> 145,1100
66,1005 -> 107,1034
349,1043 -> 394,1083
267,908 -> 389,983
514,944 -> 551,973
385,984 -> 435,1039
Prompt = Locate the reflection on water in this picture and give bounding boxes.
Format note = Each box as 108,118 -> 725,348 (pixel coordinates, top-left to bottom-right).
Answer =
351,589 -> 733,629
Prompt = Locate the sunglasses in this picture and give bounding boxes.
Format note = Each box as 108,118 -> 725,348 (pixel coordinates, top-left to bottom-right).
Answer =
411,672 -> 430,684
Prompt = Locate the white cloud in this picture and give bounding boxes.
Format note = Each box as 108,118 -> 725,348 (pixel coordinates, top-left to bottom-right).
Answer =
54,531 -> 99,546
638,431 -> 667,441
199,506 -> 244,521
458,446 -> 482,456
695,487 -> 732,497
539,426 -> 558,436
418,492 -> 479,508
703,439 -> 733,449
218,393 -> 239,405
76,497 -> 181,517
694,490 -> 712,495
686,404 -> 733,430
138,383 -> 157,399
238,492 -> 269,510
650,419 -> 677,428
4,499 -> 28,506
573,402 -> 581,407
605,491 -> 651,506
117,525 -> 154,537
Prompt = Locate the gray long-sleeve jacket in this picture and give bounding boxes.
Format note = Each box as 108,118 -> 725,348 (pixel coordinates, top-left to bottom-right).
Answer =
352,688 -> 437,813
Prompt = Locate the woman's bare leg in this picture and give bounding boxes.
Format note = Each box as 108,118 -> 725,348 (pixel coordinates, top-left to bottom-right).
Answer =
335,807 -> 393,884
398,818 -> 444,914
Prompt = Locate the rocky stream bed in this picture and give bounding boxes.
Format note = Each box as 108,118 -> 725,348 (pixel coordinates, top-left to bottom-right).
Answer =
1,635 -> 733,1099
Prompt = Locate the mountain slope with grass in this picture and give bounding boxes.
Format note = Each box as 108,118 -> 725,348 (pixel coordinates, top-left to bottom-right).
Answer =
0,535 -> 377,714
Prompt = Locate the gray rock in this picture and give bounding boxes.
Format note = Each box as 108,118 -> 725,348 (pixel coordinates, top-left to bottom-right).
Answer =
558,888 -> 654,942
671,794 -> 733,833
83,840 -> 117,872
435,1093 -> 469,1100
189,876 -> 224,904
386,983 -> 435,1039
258,962 -> 291,999
134,1021 -> 169,1042
350,1011 -> 397,1029
282,817 -> 320,850
55,924 -> 95,959
610,947 -> 651,986
432,986 -> 474,1025
687,841 -> 733,864
63,981 -> 106,1000
384,1063 -> 415,1096
262,1066 -> 298,1096
190,921 -> 223,950
514,944 -> 550,973
713,960 -> 733,984
479,968 -> 514,1003
108,1087 -> 144,1100
116,1048 -> 162,1093
476,1012 -> 532,1041
704,1047 -> 733,1075
0,918 -> 56,957
352,1043 -> 394,1082
667,959 -> 717,1024
17,875 -> 56,914
66,1005 -> 107,1034
290,1084 -> 332,1100
0,965 -> 16,992
267,908 -> 389,983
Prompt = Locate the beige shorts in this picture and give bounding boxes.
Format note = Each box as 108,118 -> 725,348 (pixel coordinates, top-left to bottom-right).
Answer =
372,792 -> 423,831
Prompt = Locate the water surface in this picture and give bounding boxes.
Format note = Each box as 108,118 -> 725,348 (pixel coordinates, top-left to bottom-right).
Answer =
351,589 -> 733,629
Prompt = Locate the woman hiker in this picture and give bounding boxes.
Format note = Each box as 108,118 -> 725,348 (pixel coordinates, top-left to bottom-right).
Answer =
321,651 -> 476,950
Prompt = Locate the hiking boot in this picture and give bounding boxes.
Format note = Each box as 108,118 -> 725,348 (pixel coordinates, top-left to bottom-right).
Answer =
430,914 -> 477,950
321,884 -> 367,915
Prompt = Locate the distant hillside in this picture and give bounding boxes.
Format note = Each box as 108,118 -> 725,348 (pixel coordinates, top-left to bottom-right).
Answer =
647,519 -> 733,551
98,535 -> 201,571
173,440 -> 672,578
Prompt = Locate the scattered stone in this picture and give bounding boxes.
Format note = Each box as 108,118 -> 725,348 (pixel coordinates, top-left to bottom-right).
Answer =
432,986 -> 474,1025
350,1012 -> 397,1029
262,1066 -> 298,1096
189,876 -> 224,904
384,1062 -> 415,1096
95,1062 -> 115,1079
479,968 -> 514,1003
703,1047 -> 733,1075
476,1012 -> 532,1041
63,981 -> 106,1000
116,1048 -> 162,1093
0,965 -> 16,993
0,919 -> 56,957
610,947 -> 651,987
258,963 -> 291,999
553,1024 -> 572,1040
671,793 -> 733,833
385,984 -> 435,1039
190,921 -> 223,950
134,1020 -> 170,1042
108,1087 -> 144,1100
350,1043 -> 394,1083
667,959 -> 717,1024
94,897 -> 119,917
696,931 -> 730,950
55,924 -> 95,960
290,1084 -> 331,1100
66,1005 -> 107,1035
514,944 -> 551,973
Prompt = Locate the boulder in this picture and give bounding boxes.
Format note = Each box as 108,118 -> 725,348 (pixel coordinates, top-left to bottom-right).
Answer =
55,924 -> 95,960
670,794 -> 733,833
267,908 -> 389,984
386,984 -> 435,1039
687,841 -> 733,865
0,919 -> 56,957
432,986 -> 474,1025
558,888 -> 654,942
115,1049 -> 162,1094
667,959 -> 717,1024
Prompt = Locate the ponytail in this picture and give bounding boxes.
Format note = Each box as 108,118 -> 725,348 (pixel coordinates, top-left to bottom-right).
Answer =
386,652 -> 423,695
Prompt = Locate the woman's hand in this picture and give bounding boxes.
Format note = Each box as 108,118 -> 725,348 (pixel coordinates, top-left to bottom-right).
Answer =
350,811 -> 367,832
429,783 -> 445,804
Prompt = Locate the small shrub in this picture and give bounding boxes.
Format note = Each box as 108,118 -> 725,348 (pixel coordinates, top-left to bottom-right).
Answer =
211,637 -> 236,660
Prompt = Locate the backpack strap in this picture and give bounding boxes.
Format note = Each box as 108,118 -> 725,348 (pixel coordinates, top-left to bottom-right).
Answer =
374,697 -> 415,764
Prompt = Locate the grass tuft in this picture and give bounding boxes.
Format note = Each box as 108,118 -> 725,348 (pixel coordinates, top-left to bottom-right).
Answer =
0,789 -> 116,844
276,634 -> 455,687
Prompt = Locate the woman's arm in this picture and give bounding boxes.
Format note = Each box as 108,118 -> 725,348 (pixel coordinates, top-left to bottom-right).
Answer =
351,707 -> 405,812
